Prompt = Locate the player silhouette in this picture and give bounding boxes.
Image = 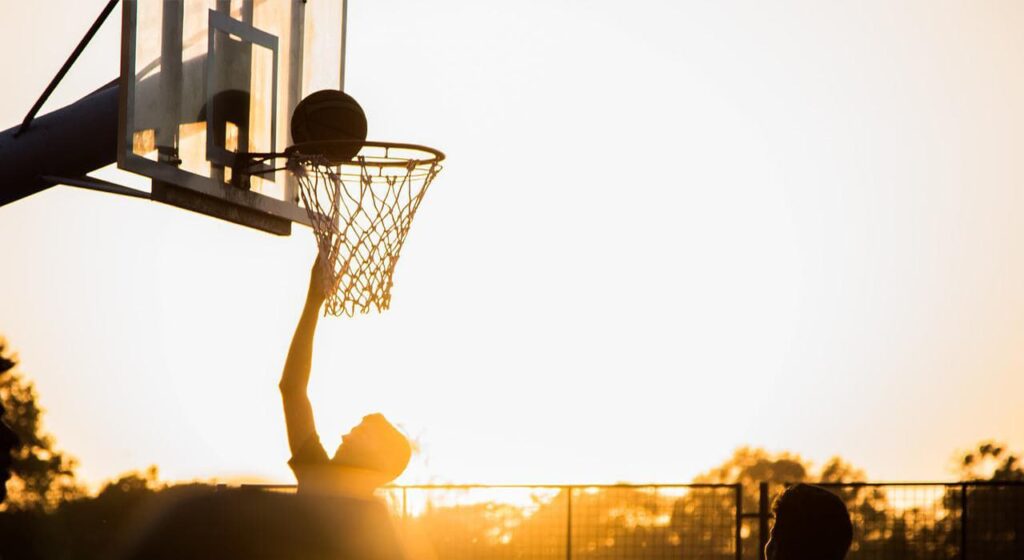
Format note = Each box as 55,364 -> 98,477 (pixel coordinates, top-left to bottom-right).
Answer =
280,256 -> 411,496
115,264 -> 411,559
764,484 -> 852,560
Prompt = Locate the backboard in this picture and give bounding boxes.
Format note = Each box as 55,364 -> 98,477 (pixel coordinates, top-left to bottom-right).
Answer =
118,0 -> 347,235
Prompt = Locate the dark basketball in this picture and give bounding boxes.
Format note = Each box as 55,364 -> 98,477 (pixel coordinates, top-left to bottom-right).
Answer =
290,90 -> 368,162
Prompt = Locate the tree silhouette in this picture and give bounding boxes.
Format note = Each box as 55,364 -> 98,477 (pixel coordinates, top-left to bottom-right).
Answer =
0,466 -> 219,560
673,447 -> 811,558
945,441 -> 1024,559
0,339 -> 81,511
958,441 -> 1024,482
0,350 -> 1021,560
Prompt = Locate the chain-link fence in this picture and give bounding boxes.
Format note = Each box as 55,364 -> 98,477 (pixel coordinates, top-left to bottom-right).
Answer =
763,482 -> 1024,560
241,481 -> 1023,560
376,484 -> 742,560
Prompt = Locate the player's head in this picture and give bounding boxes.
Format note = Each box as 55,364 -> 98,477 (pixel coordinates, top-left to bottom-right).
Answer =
765,484 -> 852,560
332,413 -> 411,486
0,399 -> 19,503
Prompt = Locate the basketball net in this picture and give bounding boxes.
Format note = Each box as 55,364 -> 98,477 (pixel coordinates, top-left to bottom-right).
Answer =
289,143 -> 442,316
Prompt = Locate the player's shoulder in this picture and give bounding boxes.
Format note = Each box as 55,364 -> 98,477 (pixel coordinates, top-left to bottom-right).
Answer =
289,432 -> 331,466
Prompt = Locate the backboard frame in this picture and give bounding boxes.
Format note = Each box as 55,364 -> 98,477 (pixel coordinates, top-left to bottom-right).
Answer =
117,0 -> 348,235
205,10 -> 278,172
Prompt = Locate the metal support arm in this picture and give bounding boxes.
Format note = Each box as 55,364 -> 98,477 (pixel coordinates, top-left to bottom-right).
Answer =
16,0 -> 120,137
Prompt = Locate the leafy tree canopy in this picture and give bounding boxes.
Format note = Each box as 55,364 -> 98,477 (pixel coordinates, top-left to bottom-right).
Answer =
957,440 -> 1023,481
0,339 -> 81,511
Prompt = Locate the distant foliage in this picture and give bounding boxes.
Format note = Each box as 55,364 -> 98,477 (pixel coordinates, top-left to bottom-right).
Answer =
957,441 -> 1024,482
686,447 -> 874,558
0,339 -> 82,512
947,442 -> 1024,559
0,466 -> 220,560
394,448 -> 1020,560
1,341 -> 1022,559
396,485 -> 739,560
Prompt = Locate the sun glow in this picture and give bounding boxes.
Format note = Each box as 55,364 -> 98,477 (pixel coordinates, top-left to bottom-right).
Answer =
1,0 -> 1024,495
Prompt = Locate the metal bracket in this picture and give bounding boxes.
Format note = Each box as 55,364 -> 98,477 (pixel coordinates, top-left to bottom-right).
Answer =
42,175 -> 150,200
16,0 -> 120,137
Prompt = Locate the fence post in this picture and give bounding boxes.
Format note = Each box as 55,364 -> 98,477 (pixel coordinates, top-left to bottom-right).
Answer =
735,484 -> 743,560
402,487 -> 408,519
759,482 -> 770,559
565,486 -> 573,560
960,483 -> 967,560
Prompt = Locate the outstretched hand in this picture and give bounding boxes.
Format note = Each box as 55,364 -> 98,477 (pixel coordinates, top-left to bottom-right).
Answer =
306,254 -> 330,307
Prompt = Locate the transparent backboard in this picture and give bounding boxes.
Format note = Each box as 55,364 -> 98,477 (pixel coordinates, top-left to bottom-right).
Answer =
119,0 -> 346,235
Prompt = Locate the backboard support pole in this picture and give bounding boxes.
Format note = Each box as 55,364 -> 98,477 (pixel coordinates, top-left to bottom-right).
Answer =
0,82 -> 119,208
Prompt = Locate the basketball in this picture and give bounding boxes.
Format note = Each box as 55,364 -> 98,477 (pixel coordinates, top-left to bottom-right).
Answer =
290,90 -> 368,162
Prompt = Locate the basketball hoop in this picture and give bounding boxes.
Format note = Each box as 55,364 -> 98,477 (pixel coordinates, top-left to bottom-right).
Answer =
283,140 -> 444,316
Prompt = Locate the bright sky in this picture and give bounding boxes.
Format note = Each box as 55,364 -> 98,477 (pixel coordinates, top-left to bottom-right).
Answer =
1,0 -> 1023,491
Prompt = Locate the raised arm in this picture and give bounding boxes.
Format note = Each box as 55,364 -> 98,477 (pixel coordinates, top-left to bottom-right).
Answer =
279,258 -> 328,455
